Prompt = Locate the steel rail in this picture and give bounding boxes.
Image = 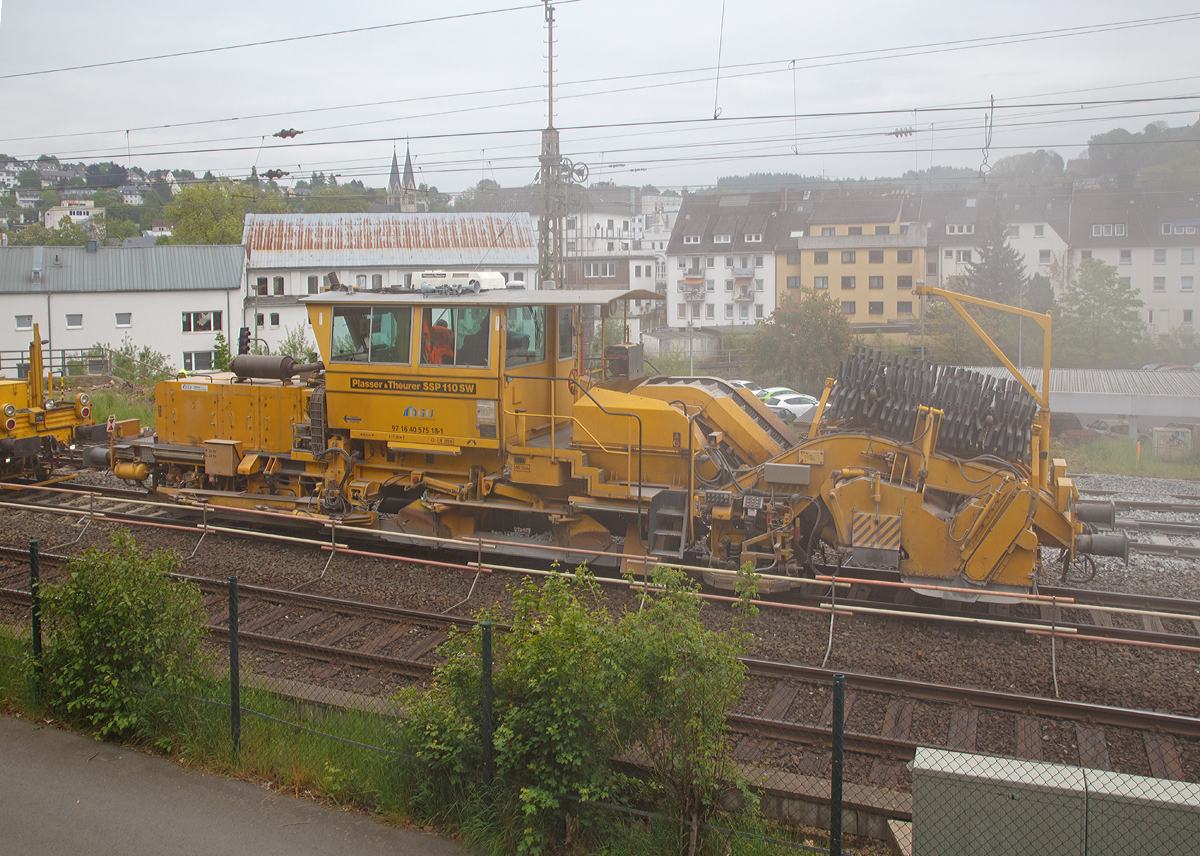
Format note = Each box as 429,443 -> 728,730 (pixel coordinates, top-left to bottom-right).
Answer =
742,660 -> 1200,739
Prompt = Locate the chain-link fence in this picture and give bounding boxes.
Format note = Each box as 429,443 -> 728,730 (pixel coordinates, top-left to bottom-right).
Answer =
912,746 -> 1200,855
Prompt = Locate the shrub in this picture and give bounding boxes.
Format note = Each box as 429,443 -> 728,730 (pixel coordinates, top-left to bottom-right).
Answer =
40,531 -> 210,739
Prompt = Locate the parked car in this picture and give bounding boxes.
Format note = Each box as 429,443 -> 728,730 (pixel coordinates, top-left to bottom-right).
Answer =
765,392 -> 819,419
727,379 -> 764,394
756,386 -> 799,402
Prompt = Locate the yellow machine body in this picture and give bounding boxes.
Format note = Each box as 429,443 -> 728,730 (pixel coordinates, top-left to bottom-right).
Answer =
115,285 -> 1107,595
0,325 -> 103,478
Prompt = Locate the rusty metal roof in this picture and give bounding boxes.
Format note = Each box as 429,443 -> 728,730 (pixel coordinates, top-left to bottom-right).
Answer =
243,212 -> 537,270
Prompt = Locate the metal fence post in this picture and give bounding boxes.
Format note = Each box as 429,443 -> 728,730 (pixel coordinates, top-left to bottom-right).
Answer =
229,576 -> 241,755
831,674 -> 844,856
29,539 -> 42,673
480,620 -> 494,792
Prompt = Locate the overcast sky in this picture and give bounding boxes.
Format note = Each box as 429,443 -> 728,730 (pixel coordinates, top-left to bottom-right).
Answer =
1,1 -> 1198,193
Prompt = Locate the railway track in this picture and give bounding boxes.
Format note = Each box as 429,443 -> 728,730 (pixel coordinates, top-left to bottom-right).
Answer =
4,549 -> 1198,794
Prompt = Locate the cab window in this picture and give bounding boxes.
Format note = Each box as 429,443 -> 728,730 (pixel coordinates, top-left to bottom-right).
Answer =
506,306 -> 546,367
330,306 -> 411,364
557,306 -> 576,360
420,306 -> 491,367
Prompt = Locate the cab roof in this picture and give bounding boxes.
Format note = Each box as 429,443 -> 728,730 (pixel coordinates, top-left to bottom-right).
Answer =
301,287 -> 663,308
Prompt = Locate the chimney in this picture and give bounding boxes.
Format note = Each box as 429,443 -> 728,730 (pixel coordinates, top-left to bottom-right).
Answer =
86,239 -> 98,253
780,187 -> 788,211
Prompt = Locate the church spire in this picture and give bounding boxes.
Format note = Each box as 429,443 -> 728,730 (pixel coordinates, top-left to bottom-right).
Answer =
388,149 -> 402,196
402,144 -> 415,191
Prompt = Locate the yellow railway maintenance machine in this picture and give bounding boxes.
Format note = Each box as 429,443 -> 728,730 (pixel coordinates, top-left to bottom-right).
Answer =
1,325 -> 101,479
110,282 -> 1125,595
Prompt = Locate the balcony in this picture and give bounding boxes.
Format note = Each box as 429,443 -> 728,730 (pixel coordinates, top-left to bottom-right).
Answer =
733,286 -> 756,302
731,266 -> 754,277
683,288 -> 707,303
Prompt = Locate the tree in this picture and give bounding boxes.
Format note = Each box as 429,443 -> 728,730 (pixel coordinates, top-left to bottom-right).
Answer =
276,323 -> 317,363
744,289 -> 853,394
17,169 -> 40,188
36,154 -> 60,166
95,216 -> 141,246
1055,258 -> 1145,368
990,149 -> 1066,182
302,186 -> 369,214
86,162 -> 127,188
9,221 -> 89,246
212,331 -> 231,372
160,180 -> 276,244
39,189 -> 60,209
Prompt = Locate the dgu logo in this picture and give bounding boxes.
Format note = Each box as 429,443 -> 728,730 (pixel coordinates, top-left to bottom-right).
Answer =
403,406 -> 434,419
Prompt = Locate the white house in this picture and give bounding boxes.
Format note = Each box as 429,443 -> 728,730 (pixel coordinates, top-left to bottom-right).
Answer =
0,244 -> 244,375
44,200 -> 103,231
241,211 -> 538,353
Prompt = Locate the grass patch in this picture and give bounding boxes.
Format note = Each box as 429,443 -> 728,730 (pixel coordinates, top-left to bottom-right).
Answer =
1056,436 -> 1200,479
83,387 -> 156,429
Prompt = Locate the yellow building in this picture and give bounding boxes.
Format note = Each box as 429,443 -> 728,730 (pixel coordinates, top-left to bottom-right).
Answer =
775,197 -> 927,332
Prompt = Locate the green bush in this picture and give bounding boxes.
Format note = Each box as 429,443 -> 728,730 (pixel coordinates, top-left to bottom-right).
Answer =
40,531 -> 210,739
396,565 -> 757,856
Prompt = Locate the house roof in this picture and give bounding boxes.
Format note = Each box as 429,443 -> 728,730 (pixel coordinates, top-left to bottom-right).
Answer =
665,192 -> 788,254
0,244 -> 245,293
242,212 -> 538,269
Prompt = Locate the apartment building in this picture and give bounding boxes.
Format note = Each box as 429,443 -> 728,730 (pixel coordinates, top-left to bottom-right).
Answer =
780,193 -> 926,329
1065,190 -> 1200,336
664,193 -> 783,329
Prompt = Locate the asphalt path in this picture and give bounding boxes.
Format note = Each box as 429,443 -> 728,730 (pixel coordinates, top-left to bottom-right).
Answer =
0,713 -> 471,856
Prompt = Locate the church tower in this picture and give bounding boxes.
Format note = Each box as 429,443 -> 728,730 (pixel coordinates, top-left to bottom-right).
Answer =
386,145 -> 418,212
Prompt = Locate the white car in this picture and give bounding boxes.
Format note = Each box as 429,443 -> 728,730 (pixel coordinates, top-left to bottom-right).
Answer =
727,379 -> 763,394
765,392 -> 819,419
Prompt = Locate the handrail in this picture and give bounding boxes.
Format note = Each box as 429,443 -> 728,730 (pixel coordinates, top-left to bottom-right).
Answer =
505,372 -> 647,551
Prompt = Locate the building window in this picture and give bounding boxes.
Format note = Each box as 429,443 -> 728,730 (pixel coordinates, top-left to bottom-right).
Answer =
898,249 -> 913,264
842,251 -> 856,264
725,256 -> 734,267
1119,250 -> 1131,264
308,275 -> 319,294
115,312 -> 131,327
269,313 -> 280,328
898,301 -> 913,315
566,240 -> 576,252
946,224 -> 974,235
1034,225 -> 1045,237
1184,276 -> 1195,293
255,313 -> 264,328
714,234 -> 731,243
1082,250 -> 1092,260
755,303 -> 764,319
677,257 -> 687,269
725,279 -> 734,291
513,271 -> 524,282
635,265 -> 642,278
841,276 -> 856,289
814,276 -> 829,290
372,274 -> 383,288
739,304 -> 749,320
868,301 -> 883,315
955,250 -> 972,263
1007,225 -> 1020,238
868,250 -> 884,264
182,351 -> 215,372
927,261 -> 937,275
705,304 -> 714,319
944,250 -> 953,259
754,279 -> 764,291
754,255 -> 764,267
255,276 -> 268,296
706,257 -> 715,268
1153,249 -> 1167,264
1148,310 -> 1155,324
706,279 -> 715,292
744,233 -> 762,243
684,235 -> 700,244
1186,310 -> 1194,324
584,262 -> 616,277
786,276 -> 802,288
677,304 -> 685,319
182,311 -> 222,333
875,225 -> 890,235
356,274 -> 367,289
273,276 -> 284,295
869,276 -> 884,289
848,226 -> 863,236
1039,250 -> 1051,264
15,315 -> 32,331
1154,277 -> 1166,292
1183,249 -> 1195,264
724,304 -> 733,319
814,251 -> 828,264
819,227 -> 834,237
841,301 -> 856,315
1120,277 -> 1131,287
786,252 -> 801,264
897,275 -> 912,290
